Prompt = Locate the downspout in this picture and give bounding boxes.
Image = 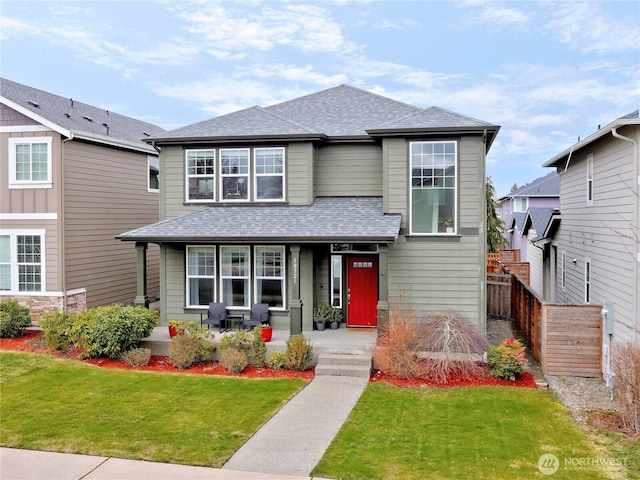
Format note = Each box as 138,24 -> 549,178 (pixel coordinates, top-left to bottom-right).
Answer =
60,132 -> 74,312
611,126 -> 639,345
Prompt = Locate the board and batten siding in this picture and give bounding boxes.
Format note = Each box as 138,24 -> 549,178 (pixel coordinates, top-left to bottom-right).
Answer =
553,130 -> 638,345
314,144 -> 382,197
63,141 -> 159,308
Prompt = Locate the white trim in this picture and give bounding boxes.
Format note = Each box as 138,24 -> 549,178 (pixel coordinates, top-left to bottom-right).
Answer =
584,256 -> 592,303
185,149 -> 216,202
0,229 -> 46,294
66,287 -> 87,296
0,213 -> 58,220
147,155 -> 159,193
0,125 -> 52,133
8,136 -> 53,189
185,246 -> 216,308
254,245 -> 286,310
220,245 -> 251,308
220,148 -> 250,202
0,96 -> 71,137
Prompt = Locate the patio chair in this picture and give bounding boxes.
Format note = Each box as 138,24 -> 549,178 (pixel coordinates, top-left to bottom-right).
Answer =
243,303 -> 270,330
201,302 -> 227,332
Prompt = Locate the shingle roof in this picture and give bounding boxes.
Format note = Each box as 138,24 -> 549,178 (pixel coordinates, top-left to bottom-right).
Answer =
148,84 -> 499,145
523,207 -> 557,241
118,196 -> 401,243
0,78 -> 164,152
502,172 -> 559,199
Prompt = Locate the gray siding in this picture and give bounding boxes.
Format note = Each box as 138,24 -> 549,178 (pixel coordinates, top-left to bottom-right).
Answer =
64,141 -> 160,307
527,229 -> 544,298
553,128 -> 639,345
315,144 -> 382,197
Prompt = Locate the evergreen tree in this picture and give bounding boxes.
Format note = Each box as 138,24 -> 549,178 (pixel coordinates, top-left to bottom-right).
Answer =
486,176 -> 507,253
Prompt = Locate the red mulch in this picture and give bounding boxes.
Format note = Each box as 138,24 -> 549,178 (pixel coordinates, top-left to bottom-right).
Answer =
586,410 -> 640,437
1,330 -> 534,387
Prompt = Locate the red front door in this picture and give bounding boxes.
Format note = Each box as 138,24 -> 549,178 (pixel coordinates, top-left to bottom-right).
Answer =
347,256 -> 378,327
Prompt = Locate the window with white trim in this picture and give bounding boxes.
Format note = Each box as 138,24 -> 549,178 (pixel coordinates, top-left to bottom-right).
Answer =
0,231 -> 44,292
410,141 -> 457,234
221,246 -> 250,307
561,251 -> 566,289
186,246 -> 216,307
186,149 -> 215,201
148,156 -> 159,192
584,257 -> 591,303
514,197 -> 528,213
8,137 -> 52,188
586,153 -> 593,206
221,149 -> 249,200
255,246 -> 285,307
255,147 -> 285,200
331,255 -> 342,308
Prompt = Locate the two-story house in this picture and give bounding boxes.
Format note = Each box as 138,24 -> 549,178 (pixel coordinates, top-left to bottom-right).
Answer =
1,78 -> 164,318
119,85 -> 499,335
543,110 -> 639,377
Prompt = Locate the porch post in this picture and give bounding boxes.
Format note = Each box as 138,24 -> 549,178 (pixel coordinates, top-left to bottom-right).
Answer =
290,245 -> 302,336
134,242 -> 149,308
377,244 -> 389,331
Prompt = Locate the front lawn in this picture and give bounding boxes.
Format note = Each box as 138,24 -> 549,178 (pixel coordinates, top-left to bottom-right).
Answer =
0,351 -> 306,467
313,382 -> 623,480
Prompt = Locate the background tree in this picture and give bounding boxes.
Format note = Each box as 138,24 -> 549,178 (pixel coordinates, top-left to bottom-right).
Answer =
486,176 -> 507,253
510,182 -> 519,192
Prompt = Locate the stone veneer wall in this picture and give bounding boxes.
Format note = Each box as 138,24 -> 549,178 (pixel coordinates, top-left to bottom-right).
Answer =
0,290 -> 87,323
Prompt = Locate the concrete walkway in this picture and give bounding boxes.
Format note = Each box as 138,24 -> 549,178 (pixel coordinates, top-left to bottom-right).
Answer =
223,375 -> 369,477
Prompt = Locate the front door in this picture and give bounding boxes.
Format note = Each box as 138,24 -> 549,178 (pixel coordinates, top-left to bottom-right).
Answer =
347,256 -> 378,327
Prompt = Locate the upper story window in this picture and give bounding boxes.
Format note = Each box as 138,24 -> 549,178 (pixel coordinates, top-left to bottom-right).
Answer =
586,153 -> 593,206
0,231 -> 45,293
584,257 -> 591,303
410,141 -> 457,235
185,147 -> 285,203
8,137 -> 52,189
148,156 -> 159,193
186,149 -> 215,201
514,197 -> 528,213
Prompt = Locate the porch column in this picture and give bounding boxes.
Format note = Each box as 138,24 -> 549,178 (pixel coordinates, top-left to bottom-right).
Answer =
290,245 -> 302,336
376,244 -> 389,331
134,242 -> 149,308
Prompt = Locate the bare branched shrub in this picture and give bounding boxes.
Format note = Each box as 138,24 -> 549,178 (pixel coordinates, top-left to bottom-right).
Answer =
121,348 -> 151,367
612,342 -> 640,434
373,303 -> 426,379
421,310 -> 487,383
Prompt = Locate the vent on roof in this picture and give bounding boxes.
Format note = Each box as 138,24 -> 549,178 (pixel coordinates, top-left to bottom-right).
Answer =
83,116 -> 93,122
64,113 -> 71,118
70,98 -> 74,107
143,132 -> 150,137
102,123 -> 110,135
27,101 -> 40,108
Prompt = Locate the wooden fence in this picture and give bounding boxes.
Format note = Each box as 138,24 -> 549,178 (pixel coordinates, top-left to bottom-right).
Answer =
487,273 -> 511,318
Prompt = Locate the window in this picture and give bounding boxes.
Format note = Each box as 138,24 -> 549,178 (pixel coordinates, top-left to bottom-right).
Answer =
186,247 -> 216,307
148,156 -> 159,192
221,246 -> 250,307
186,149 -> 215,201
331,255 -> 342,308
410,141 -> 457,234
584,257 -> 591,303
255,148 -> 285,200
586,153 -> 593,206
8,137 -> 52,188
514,197 -> 528,213
0,231 -> 44,292
561,251 -> 566,289
255,246 -> 285,307
221,149 -> 249,200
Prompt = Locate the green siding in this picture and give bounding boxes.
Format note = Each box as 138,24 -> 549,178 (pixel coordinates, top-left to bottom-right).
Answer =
315,144 -> 382,197
287,143 -> 314,205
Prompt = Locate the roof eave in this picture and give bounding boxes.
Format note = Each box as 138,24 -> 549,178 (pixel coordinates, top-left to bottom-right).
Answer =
74,132 -> 158,155
0,96 -> 71,137
144,133 -> 327,145
117,234 -> 399,244
366,125 -> 500,151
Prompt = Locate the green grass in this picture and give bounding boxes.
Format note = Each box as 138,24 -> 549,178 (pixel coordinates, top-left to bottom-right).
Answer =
313,382 -> 626,480
0,351 -> 306,467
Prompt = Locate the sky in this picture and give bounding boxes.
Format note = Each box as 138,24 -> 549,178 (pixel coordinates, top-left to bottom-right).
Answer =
1,0 -> 638,197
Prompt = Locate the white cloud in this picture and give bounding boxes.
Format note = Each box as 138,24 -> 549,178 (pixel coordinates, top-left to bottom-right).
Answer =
458,0 -> 531,29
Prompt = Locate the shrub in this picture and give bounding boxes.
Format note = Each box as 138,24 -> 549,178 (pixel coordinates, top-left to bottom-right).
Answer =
285,335 -> 313,371
372,303 -> 425,379
486,337 -> 528,381
218,330 -> 253,354
250,326 -> 267,368
168,324 -> 216,370
0,299 -> 31,338
313,302 -> 331,325
219,348 -> 249,375
67,305 -> 159,359
612,343 -> 640,434
269,351 -> 287,370
421,310 -> 487,383
39,311 -> 74,351
121,348 -> 151,367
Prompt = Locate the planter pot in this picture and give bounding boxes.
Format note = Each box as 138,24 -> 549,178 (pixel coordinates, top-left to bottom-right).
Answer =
168,326 -> 178,337
316,322 -> 326,331
260,326 -> 273,342
330,321 -> 340,330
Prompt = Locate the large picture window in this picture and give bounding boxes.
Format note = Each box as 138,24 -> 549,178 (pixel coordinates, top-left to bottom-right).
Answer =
221,149 -> 249,200
221,246 -> 250,307
186,247 -> 216,307
255,246 -> 285,307
9,137 -> 52,189
410,141 -> 457,234
186,149 -> 215,201
0,231 -> 44,293
255,148 -> 285,200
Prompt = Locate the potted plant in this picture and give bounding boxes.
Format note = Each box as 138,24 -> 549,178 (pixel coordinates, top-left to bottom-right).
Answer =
329,307 -> 343,329
259,323 -> 272,342
168,320 -> 186,338
313,303 -> 331,331
439,217 -> 454,233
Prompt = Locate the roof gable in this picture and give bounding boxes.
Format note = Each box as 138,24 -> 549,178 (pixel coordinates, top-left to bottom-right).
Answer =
502,172 -> 559,200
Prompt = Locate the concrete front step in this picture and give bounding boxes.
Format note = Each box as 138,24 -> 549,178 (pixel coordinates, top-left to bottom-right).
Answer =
315,353 -> 372,378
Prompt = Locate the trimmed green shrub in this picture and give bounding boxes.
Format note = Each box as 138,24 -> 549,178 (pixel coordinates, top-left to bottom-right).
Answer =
121,348 -> 151,367
250,326 -> 267,368
218,330 -> 252,354
285,335 -> 313,371
168,325 -> 216,370
0,299 -> 31,338
268,351 -> 287,370
219,348 -> 249,375
486,337 -> 528,381
39,311 -> 74,351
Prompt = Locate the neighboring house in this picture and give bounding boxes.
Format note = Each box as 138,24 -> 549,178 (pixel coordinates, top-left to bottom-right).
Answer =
0,78 -> 164,318
521,207 -> 558,300
119,85 -> 500,334
498,171 -> 559,261
542,110 -> 639,376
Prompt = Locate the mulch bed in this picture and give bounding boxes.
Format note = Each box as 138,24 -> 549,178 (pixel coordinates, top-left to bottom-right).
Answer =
586,410 -> 639,437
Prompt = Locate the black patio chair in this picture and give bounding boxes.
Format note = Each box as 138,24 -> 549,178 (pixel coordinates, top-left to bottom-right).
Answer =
201,302 -> 227,332
243,303 -> 270,330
